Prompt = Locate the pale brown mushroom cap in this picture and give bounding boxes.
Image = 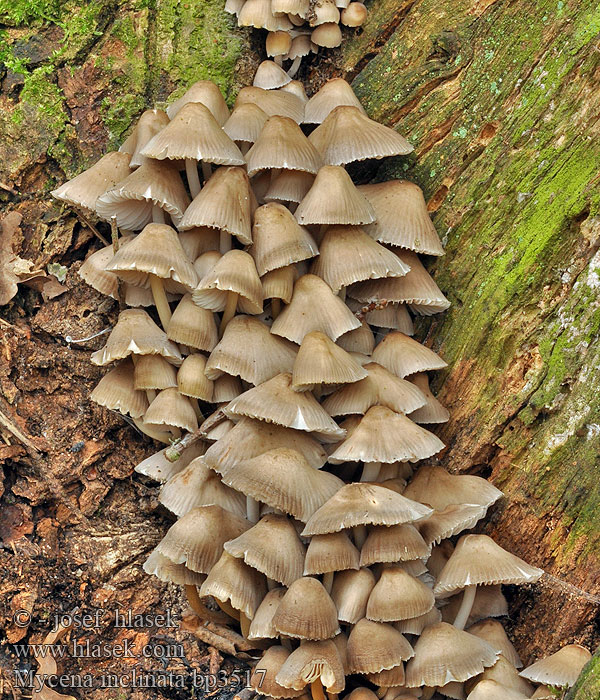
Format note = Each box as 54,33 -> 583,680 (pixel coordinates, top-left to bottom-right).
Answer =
224,513 -> 306,586
90,359 -> 148,418
224,103 -> 269,145
79,239 -> 133,300
519,644 -> 592,688
302,483 -> 433,536
90,308 -> 182,366
408,372 -> 450,424
434,534 -> 544,599
343,689 -> 379,700
179,166 -> 254,244
120,109 -> 170,168
465,655 -> 533,697
395,607 -> 442,635
179,227 -> 220,259
310,0 -> 340,25
239,0 -> 293,30
366,567 -> 435,622
144,387 -> 198,433
267,31 -> 293,58
280,80 -> 309,103
262,265 -> 297,304
364,665 -> 408,688
347,299 -> 415,334
272,0 -> 309,16
295,166 -> 376,226
134,441 -> 205,482
143,550 -> 206,586
254,59 -> 292,89
250,646 -> 304,698
419,504 -> 487,546
347,619 -> 414,673
360,523 -> 430,567
168,294 -> 218,352
441,585 -> 509,627
134,353 -> 178,391
371,331 -> 447,378
341,2 -> 367,26
467,620 -> 522,668
311,23 -> 343,48
331,568 -> 375,624
273,576 -> 340,640
211,374 -> 243,403
248,587 -> 286,640
303,78 -> 366,125
51,151 -> 132,212
166,80 -> 230,124
265,170 -> 315,204
235,86 -> 305,123
465,680 -> 529,700
304,532 -> 360,575
276,639 -> 345,693
337,320 -> 375,356
177,354 -> 213,401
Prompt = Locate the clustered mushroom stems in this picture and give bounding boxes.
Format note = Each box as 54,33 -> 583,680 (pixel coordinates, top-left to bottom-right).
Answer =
50,20 -> 592,700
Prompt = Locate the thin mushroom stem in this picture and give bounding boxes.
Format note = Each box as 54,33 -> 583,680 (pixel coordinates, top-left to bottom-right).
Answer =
310,679 -> 326,700
453,584 -> 477,630
215,598 -> 240,621
353,525 -> 367,549
322,571 -> 334,594
267,577 -> 277,591
184,585 -> 231,624
280,636 -> 293,651
201,161 -> 212,183
219,230 -> 232,253
270,167 -> 281,186
189,397 -> 203,422
149,274 -> 172,330
287,56 -> 302,78
239,612 -> 251,638
361,461 -> 381,482
220,291 -> 238,335
185,158 -> 202,198
132,419 -> 171,444
271,298 -> 281,319
152,204 -> 165,223
422,688 -> 436,700
274,55 -> 283,66
338,287 -> 347,302
246,495 -> 260,523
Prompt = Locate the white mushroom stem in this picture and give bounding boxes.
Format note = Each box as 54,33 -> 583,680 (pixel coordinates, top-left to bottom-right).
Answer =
189,397 -> 203,421
274,55 -> 283,66
185,158 -> 202,198
201,161 -> 212,183
322,571 -> 334,594
240,611 -> 251,638
353,525 -> 367,549
288,56 -> 302,78
152,204 -> 165,223
361,461 -> 381,482
132,419 -> 171,444
338,286 -> 347,301
280,636 -> 293,651
247,495 -> 260,523
219,230 -> 232,253
453,584 -> 477,630
149,274 -> 172,330
220,291 -> 238,335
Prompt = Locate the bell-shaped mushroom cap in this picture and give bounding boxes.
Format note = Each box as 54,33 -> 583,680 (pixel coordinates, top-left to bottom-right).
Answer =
193,249 -> 263,315
419,504 -> 487,546
252,203 -> 319,276
96,159 -> 190,230
311,22 -> 343,48
311,225 -> 410,292
303,78 -> 366,125
272,0 -> 309,17
166,80 -> 230,124
254,59 -> 292,90
292,332 -> 368,391
310,0 -> 340,25
295,166 -> 376,226
246,116 -> 322,177
441,585 -> 508,627
371,331 -> 447,378
273,577 -> 340,640
143,550 -> 206,586
433,534 -> 544,599
404,466 -> 504,512
302,483 -> 433,536
323,362 -> 426,417
120,109 -> 171,168
262,265 -> 296,304
360,523 -> 430,567
265,170 -> 315,204
328,406 -> 445,464
221,448 -> 344,522
224,514 -> 306,586
79,239 -> 132,300
366,567 -> 435,622
343,690 -> 379,700
205,316 -> 297,385
406,623 -> 499,687
144,387 -> 198,433
52,151 -> 132,212
224,103 -> 269,145
239,0 -> 292,30
179,166 -> 254,245
304,532 -> 360,575
364,665 -> 408,688
179,227 -> 220,259
520,645 -> 592,688
249,587 -> 286,639
204,417 -> 327,473
466,656 -> 533,697
276,639 -> 345,693
271,274 -> 361,343
134,441 -> 205,482
467,620 -> 522,668
331,568 -> 375,624
359,180 -> 444,256
90,359 -> 148,418
251,646 -> 304,698
235,86 -> 305,123
158,457 -> 245,518
341,2 -> 368,26
106,223 -> 197,290
395,607 -> 442,635
347,299 -> 414,334
141,103 -> 244,165
212,374 -> 243,403
91,309 -> 182,366
199,550 -> 267,618
309,105 -> 413,165
134,353 -> 178,390
224,373 -> 346,439
347,619 -> 414,673
149,504 -> 249,573
408,372 -> 450,423
465,680 -> 528,700
337,320 -> 375,356
167,295 -> 218,353
267,31 -> 293,59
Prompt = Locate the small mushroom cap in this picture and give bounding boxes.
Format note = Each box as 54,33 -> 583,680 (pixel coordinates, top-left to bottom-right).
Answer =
337,320 -> 375,356
419,504 -> 487,546
304,532 -> 360,575
328,405 -> 445,464
51,151 -> 132,212
224,513 -> 306,586
366,567 -> 435,622
220,447 -> 344,522
179,227 -> 220,259
166,80 -> 230,124
302,483 -> 433,536
262,265 -> 297,304
193,249 -> 263,314
371,331 -> 447,378
309,106 -> 413,165
347,619 -> 414,673
223,103 -> 269,144
249,587 -> 286,639
341,2 -> 367,27
224,372 -> 346,439
280,80 -> 309,103
272,0 -> 309,15
408,372 -> 450,423
177,354 -> 213,401
364,665 -> 407,688
90,359 -> 148,418
465,680 -> 529,700
267,30 -> 293,58
331,568 -> 376,624
441,585 -> 509,627
406,623 -> 499,687
303,78 -> 366,125
96,159 -> 190,230
199,550 -> 267,618
246,116 -> 322,176
134,441 -> 205,482
343,690 -> 379,700
134,353 -> 178,391
292,331 -> 368,390
168,294 -> 218,352
251,646 -> 304,698
310,0 -> 340,25
347,299 -> 414,334
395,607 -> 442,635
120,109 -> 170,168
143,550 -> 206,586
295,166 -> 376,226
265,170 -> 315,204
465,655 -> 533,696
239,0 -> 293,30
235,86 -> 305,123
467,621 -> 522,668
204,417 -> 327,473
149,504 -> 249,573
79,239 -> 133,300
519,644 -> 592,688
271,274 -> 361,344
254,59 -> 292,89
144,387 -> 198,433
276,639 -> 345,693
273,576 -> 340,640
360,523 -> 431,566
311,23 -> 343,48
90,308 -> 182,366
212,373 -> 243,403
434,534 -> 544,598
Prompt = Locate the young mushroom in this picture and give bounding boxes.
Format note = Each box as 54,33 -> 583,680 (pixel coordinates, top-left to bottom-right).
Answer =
519,644 -> 592,689
276,640 -> 346,700
254,59 -> 293,89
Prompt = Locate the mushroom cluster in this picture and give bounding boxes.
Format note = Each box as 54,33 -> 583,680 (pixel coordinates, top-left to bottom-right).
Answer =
54,71 -> 591,700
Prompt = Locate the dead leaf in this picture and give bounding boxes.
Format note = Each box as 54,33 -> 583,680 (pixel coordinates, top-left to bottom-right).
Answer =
0,211 -> 45,304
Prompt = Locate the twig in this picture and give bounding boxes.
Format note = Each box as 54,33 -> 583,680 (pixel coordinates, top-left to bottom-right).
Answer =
0,407 -> 42,458
0,180 -> 18,196
72,205 -> 109,246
